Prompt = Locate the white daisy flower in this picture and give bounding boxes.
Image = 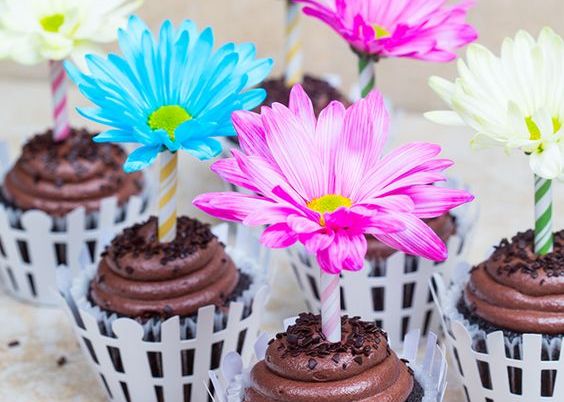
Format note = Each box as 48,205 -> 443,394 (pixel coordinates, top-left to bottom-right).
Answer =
0,0 -> 142,66
426,27 -> 564,180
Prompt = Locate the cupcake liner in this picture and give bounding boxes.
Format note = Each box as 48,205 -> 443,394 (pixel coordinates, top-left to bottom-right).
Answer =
0,140 -> 9,181
59,223 -> 271,402
287,177 -> 477,347
431,263 -> 564,401
210,322 -> 448,402
0,176 -> 152,306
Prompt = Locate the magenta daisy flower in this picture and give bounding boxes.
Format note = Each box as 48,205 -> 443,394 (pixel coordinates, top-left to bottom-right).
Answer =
194,85 -> 473,274
295,0 -> 477,62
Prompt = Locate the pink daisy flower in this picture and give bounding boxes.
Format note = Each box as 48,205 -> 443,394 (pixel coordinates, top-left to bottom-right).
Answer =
295,0 -> 478,62
194,85 -> 473,274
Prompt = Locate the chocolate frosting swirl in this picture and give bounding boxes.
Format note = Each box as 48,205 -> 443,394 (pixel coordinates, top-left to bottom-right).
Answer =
2,129 -> 143,216
367,213 -> 455,260
90,216 -> 239,319
463,230 -> 564,334
245,314 -> 414,402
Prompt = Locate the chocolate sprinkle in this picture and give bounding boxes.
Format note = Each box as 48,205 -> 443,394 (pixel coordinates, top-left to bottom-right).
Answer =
307,358 -> 318,370
7,340 -> 20,348
57,356 -> 67,367
106,216 -> 216,261
20,129 -> 123,173
272,313 -> 387,364
490,230 -> 564,279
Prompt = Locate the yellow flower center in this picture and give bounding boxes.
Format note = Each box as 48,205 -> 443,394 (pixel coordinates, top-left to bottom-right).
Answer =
307,194 -> 352,224
148,105 -> 192,141
40,13 -> 65,33
372,24 -> 391,39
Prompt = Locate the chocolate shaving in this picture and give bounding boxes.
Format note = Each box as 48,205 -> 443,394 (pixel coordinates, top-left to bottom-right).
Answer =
272,313 -> 387,364
488,230 -> 564,279
106,217 -> 216,261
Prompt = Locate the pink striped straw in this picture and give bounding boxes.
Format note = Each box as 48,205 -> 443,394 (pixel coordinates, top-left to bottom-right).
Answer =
320,271 -> 341,342
49,60 -> 71,142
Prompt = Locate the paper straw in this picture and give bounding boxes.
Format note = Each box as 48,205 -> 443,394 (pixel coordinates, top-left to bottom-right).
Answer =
158,151 -> 178,242
358,54 -> 375,98
534,174 -> 553,255
49,60 -> 71,142
284,0 -> 303,87
320,271 -> 341,343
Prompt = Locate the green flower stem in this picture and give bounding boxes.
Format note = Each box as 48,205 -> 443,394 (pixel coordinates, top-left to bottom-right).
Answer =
358,54 -> 376,98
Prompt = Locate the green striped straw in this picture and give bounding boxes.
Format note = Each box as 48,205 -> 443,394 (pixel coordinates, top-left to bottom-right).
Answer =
358,54 -> 375,98
534,174 -> 553,255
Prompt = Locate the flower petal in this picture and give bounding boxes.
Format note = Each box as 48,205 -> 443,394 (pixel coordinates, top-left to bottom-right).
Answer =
193,192 -> 275,223
529,143 -> 563,179
403,185 -> 475,218
335,90 -> 389,197
262,102 -> 325,200
316,234 -> 367,274
260,223 -> 298,248
374,213 -> 448,261
210,157 -> 259,192
123,145 -> 160,172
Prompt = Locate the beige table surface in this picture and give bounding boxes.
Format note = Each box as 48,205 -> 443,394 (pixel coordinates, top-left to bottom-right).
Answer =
1,79 -> 563,402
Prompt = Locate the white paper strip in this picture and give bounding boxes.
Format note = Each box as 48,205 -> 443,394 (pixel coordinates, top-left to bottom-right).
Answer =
0,140 -> 9,181
0,190 -> 151,305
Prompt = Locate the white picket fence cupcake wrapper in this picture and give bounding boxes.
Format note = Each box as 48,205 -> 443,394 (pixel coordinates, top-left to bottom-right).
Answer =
431,265 -> 564,401
59,223 -> 271,402
287,186 -> 477,348
0,141 -> 152,305
210,324 -> 448,402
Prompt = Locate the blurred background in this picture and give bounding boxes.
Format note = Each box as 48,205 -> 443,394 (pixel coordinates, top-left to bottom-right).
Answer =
1,0 -> 563,262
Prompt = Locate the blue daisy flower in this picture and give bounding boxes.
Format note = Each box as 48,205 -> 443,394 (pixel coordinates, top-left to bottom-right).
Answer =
65,15 -> 273,172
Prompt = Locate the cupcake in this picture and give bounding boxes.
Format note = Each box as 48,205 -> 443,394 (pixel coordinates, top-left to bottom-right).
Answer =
212,313 -> 447,402
89,216 -> 252,321
2,129 -> 144,218
62,216 -> 268,402
246,314 -> 422,401
0,129 -> 150,305
460,230 -> 564,338
433,230 -> 564,400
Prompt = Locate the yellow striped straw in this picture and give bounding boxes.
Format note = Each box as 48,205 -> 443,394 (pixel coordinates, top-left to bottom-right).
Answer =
158,151 -> 178,242
284,0 -> 304,86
